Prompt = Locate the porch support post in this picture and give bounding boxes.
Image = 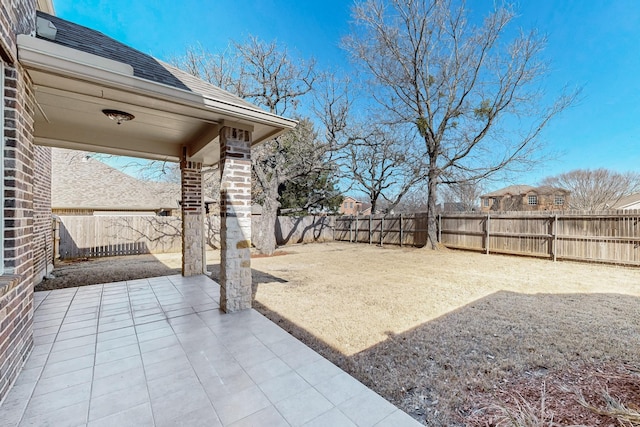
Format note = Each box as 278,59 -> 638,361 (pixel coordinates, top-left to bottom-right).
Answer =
180,150 -> 205,276
219,126 -> 252,312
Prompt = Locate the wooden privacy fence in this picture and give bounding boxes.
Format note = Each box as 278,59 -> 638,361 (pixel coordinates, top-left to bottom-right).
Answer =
56,215 -> 182,259
336,210 -> 640,266
439,210 -> 640,265
334,214 -> 429,247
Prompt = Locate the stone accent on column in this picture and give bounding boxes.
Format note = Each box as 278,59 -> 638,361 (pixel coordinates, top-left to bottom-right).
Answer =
219,126 -> 252,312
180,154 -> 204,276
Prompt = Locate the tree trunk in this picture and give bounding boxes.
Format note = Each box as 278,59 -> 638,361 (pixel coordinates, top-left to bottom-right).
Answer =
425,172 -> 439,249
253,181 -> 280,255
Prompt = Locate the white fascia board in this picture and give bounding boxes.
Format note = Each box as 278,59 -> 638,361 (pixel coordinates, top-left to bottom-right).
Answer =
17,35 -> 297,131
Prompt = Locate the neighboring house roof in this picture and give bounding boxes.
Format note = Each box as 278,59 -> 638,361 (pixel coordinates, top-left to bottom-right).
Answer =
481,185 -> 535,197
52,148 -> 180,211
482,185 -> 568,198
611,193 -> 640,210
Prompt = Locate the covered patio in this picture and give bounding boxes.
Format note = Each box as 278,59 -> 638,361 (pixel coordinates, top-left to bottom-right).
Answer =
0,275 -> 419,426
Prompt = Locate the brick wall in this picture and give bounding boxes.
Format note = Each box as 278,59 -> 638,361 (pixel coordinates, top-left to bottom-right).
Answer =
0,0 -> 37,403
219,126 -> 252,312
33,145 -> 52,283
181,158 -> 204,276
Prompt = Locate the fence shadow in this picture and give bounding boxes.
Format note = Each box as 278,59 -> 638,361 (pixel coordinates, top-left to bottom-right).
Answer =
252,289 -> 640,426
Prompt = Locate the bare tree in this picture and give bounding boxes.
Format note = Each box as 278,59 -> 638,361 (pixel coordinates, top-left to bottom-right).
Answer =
344,0 -> 576,248
176,38 -> 332,255
440,181 -> 484,211
341,124 -> 426,213
541,168 -> 640,211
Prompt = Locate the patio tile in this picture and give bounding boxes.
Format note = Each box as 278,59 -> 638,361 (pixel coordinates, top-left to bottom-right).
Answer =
143,354 -> 193,381
211,384 -> 272,425
146,366 -> 200,400
96,325 -> 135,342
13,366 -> 43,386
302,407 -> 357,427
0,383 -> 38,426
140,343 -> 185,366
19,400 -> 89,427
32,367 -> 93,396
374,409 -> 421,426
233,342 -> 277,369
56,325 -> 98,342
87,402 -> 154,427
278,345 -> 322,370
47,343 -> 95,364
32,325 -> 60,337
93,354 -> 143,380
274,387 -> 334,426
91,366 -> 147,398
22,352 -> 48,370
150,386 -> 213,425
95,343 -> 140,365
229,405 -> 289,427
22,382 -> 91,420
155,403 -> 222,427
138,334 -> 180,353
51,334 -> 96,353
97,318 -> 133,333
89,382 -> 149,421
134,313 -> 166,325
296,357 -> 343,386
95,332 -> 138,353
245,356 -> 293,385
315,372 -> 371,406
40,354 -> 94,379
338,390 -> 398,427
259,371 -> 311,404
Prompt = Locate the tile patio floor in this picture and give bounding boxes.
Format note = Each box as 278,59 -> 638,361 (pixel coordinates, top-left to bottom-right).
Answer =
0,275 -> 421,427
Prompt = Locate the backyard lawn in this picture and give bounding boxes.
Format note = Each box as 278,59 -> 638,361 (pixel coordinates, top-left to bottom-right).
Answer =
39,242 -> 640,426
248,243 -> 640,426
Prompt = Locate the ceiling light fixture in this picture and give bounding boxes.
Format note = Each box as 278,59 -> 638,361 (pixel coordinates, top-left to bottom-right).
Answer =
102,109 -> 135,125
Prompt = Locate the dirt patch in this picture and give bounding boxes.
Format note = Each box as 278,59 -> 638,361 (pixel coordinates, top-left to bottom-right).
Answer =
38,242 -> 640,426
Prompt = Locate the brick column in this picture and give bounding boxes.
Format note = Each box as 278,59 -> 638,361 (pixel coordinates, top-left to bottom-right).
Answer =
180,154 -> 205,276
219,126 -> 252,312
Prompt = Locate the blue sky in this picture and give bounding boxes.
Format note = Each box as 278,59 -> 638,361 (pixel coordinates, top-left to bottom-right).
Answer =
52,1 -> 640,188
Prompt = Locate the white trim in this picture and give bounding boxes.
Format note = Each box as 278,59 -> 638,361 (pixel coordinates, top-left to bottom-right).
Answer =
17,35 -> 298,131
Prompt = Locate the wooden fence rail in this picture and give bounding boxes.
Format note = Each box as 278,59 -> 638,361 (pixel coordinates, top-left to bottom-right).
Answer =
335,210 -> 640,266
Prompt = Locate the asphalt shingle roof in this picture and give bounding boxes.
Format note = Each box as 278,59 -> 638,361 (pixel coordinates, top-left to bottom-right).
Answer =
37,11 -> 258,110
52,148 -> 180,211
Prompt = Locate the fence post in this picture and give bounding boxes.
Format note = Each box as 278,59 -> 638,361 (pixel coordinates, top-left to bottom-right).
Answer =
485,214 -> 491,255
349,217 -> 353,243
438,214 -> 442,243
551,214 -> 558,262
369,215 -> 372,245
399,214 -> 403,247
355,216 -> 358,243
380,216 -> 384,246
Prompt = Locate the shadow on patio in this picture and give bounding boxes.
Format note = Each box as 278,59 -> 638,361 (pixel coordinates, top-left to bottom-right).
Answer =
2,275 -> 420,427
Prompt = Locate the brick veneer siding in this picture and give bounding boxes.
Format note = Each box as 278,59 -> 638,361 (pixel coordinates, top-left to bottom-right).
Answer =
0,0 -> 37,403
181,157 -> 204,276
33,145 -> 52,283
219,126 -> 252,312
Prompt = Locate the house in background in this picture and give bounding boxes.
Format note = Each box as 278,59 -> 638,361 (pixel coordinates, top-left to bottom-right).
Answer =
480,185 -> 570,212
611,193 -> 640,210
339,196 -> 372,216
52,148 -> 181,216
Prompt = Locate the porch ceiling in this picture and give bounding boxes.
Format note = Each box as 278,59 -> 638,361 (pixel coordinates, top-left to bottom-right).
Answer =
17,34 -> 296,165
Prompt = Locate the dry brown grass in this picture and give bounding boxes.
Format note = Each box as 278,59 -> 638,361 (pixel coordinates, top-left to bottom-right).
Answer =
248,242 -> 640,426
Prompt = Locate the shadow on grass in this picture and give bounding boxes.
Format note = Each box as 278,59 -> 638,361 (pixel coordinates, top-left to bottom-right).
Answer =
251,289 -> 640,427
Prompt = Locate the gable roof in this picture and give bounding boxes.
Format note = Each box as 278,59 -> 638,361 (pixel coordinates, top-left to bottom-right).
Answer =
482,185 -> 569,198
37,11 -> 257,111
611,193 -> 640,209
52,148 -> 180,211
481,185 -> 535,198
